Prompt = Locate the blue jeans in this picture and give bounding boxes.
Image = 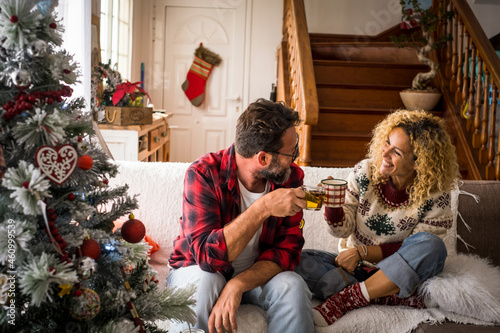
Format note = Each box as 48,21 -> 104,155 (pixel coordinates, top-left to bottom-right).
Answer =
295,232 -> 447,299
167,265 -> 314,333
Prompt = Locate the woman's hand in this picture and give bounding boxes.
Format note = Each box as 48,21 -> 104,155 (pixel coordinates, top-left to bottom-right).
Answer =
335,248 -> 361,274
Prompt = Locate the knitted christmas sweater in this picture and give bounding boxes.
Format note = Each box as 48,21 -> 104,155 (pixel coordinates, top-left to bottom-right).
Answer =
329,159 -> 454,253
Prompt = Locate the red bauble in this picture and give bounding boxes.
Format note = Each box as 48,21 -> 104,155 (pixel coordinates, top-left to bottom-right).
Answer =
121,215 -> 146,243
80,238 -> 101,260
77,155 -> 93,170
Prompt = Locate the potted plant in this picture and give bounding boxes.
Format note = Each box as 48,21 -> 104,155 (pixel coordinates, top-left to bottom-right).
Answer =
390,0 -> 453,111
91,62 -> 152,126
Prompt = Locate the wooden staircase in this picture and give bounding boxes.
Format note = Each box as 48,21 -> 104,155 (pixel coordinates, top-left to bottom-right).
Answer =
278,0 -> 500,180
310,39 -> 431,167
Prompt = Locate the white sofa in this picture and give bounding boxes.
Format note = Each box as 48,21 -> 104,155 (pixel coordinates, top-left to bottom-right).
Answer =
109,161 -> 500,333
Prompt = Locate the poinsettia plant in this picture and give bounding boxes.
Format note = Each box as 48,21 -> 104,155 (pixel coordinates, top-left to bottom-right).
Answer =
112,80 -> 151,107
91,62 -> 152,115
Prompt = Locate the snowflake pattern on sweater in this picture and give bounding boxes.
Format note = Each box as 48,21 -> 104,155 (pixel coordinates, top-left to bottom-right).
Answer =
331,159 -> 454,252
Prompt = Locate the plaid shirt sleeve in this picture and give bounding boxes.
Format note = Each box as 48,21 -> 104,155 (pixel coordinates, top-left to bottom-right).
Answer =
169,160 -> 233,273
257,164 -> 305,271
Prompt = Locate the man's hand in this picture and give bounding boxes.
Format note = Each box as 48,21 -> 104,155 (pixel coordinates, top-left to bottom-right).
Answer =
207,280 -> 242,333
262,187 -> 306,217
335,248 -> 360,274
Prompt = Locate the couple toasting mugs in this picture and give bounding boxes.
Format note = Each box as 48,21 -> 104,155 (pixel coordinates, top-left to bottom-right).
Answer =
167,98 -> 460,333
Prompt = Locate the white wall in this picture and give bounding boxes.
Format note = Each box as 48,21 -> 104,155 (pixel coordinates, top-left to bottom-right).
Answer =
58,0 -> 92,111
130,0 -> 154,90
305,0 -> 402,36
304,0 -> 500,39
468,0 -> 500,39
247,0 -> 284,103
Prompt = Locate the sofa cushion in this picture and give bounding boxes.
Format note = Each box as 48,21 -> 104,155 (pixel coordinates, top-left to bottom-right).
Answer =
457,181 -> 500,267
109,161 -> 192,285
420,253 -> 500,323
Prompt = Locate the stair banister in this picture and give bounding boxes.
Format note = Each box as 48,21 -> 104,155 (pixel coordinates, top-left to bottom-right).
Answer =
451,0 -> 500,87
281,0 -> 319,166
437,0 -> 500,180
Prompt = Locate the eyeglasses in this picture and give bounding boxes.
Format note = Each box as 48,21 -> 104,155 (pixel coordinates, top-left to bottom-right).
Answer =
272,133 -> 299,162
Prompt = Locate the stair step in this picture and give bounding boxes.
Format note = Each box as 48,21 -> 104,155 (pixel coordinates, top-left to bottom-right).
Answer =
320,106 -> 393,114
317,84 -> 406,109
309,33 -> 379,43
311,42 -> 421,63
308,160 -> 358,168
314,60 -> 427,69
314,60 -> 428,86
313,41 -> 396,48
313,131 -> 372,138
317,82 -> 408,89
316,107 -> 445,131
316,108 -> 389,133
309,25 -> 421,43
310,133 -> 370,165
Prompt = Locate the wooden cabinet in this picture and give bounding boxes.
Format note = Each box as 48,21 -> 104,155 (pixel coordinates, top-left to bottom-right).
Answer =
98,113 -> 171,162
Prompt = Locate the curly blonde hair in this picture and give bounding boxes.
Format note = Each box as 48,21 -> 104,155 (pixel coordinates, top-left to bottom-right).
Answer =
368,110 -> 460,206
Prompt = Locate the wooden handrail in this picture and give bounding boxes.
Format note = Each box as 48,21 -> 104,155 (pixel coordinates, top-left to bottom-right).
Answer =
436,0 -> 500,180
451,0 -> 500,86
280,0 -> 319,166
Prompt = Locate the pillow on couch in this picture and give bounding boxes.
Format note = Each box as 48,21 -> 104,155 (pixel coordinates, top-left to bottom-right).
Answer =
109,161 -> 191,287
420,253 -> 500,323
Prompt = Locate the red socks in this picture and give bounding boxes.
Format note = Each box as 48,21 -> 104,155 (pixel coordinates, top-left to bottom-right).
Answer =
313,283 -> 426,327
313,283 -> 370,326
372,293 -> 426,309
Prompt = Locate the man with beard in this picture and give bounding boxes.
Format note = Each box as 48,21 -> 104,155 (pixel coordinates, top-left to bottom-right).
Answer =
168,99 -> 313,333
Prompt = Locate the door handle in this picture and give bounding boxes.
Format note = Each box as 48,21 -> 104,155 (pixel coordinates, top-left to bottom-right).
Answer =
225,95 -> 241,102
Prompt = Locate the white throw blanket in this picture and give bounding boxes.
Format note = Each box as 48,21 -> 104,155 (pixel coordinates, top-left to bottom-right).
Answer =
315,252 -> 500,333
110,161 -> 500,332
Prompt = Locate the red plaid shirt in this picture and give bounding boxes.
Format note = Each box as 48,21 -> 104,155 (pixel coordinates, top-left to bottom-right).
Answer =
169,144 -> 305,277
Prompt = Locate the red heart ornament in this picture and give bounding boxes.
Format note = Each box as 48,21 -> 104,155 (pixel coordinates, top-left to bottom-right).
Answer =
35,144 -> 78,185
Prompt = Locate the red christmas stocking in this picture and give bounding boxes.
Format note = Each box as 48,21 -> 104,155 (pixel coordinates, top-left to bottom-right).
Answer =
182,44 -> 221,107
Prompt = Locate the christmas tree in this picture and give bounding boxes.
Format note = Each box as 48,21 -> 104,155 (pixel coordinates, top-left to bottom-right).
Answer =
0,1 -> 195,332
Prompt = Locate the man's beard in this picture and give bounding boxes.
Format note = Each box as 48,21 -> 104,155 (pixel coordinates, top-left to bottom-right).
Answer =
258,157 -> 291,184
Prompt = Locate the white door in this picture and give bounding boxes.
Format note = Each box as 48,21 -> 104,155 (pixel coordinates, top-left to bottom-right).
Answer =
151,0 -> 246,162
